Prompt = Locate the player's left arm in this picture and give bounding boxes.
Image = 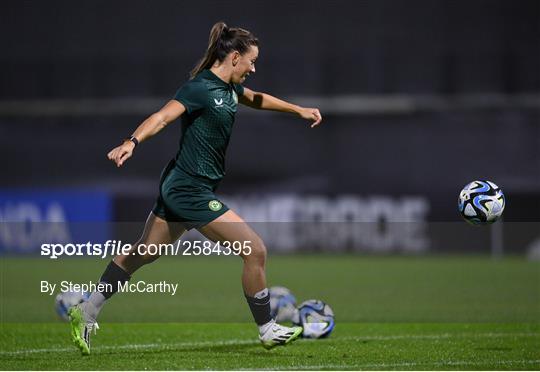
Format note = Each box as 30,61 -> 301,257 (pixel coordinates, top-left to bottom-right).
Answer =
240,87 -> 322,128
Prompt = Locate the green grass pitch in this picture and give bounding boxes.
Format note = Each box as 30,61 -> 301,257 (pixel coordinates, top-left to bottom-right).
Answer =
1,255 -> 539,370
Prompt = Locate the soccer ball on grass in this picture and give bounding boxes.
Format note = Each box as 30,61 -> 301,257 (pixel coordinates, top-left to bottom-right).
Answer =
292,299 -> 335,338
269,286 -> 297,322
55,290 -> 89,321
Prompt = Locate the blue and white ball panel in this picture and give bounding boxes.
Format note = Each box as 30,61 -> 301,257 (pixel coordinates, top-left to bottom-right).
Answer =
458,180 -> 505,224
55,291 -> 89,321
269,286 -> 297,322
294,299 -> 335,338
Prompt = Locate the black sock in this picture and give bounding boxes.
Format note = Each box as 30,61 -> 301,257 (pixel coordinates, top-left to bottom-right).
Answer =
98,260 -> 131,299
245,289 -> 272,325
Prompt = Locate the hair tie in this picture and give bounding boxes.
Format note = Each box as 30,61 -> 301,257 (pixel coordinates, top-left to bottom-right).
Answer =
221,25 -> 229,38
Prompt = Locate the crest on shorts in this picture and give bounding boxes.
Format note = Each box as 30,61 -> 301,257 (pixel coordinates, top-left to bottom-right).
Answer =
209,200 -> 223,211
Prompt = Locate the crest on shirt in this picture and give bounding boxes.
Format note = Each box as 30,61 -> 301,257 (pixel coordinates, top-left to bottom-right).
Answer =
232,91 -> 238,104
209,200 -> 223,212
214,98 -> 224,107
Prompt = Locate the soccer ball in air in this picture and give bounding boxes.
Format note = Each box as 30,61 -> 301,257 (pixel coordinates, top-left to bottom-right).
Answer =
269,286 -> 297,322
292,299 -> 335,338
55,291 -> 89,321
458,180 -> 505,225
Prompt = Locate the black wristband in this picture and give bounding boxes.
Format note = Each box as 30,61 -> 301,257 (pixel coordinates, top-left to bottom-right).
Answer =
126,135 -> 139,147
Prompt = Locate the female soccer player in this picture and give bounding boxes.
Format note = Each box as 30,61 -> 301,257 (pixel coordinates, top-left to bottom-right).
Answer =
69,22 -> 322,355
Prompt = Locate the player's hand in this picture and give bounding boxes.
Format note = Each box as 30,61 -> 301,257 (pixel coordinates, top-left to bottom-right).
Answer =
107,141 -> 135,167
298,107 -> 322,128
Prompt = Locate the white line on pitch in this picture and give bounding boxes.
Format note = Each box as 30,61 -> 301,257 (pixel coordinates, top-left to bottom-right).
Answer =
242,359 -> 540,370
0,338 -> 258,356
1,332 -> 538,356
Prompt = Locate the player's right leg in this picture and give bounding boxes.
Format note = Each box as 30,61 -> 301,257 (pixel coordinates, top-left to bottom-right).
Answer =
69,212 -> 185,355
199,210 -> 302,349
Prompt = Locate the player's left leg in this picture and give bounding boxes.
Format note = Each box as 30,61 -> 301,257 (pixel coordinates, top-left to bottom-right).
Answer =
69,212 -> 186,355
199,210 -> 302,349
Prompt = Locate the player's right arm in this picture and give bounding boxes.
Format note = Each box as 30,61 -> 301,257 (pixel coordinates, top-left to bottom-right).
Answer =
107,100 -> 186,167
240,87 -> 322,128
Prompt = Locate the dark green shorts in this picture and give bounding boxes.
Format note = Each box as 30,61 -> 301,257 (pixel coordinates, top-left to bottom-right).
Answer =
152,160 -> 229,230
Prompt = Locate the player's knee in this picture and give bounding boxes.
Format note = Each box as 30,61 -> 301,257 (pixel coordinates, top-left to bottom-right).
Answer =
244,236 -> 266,266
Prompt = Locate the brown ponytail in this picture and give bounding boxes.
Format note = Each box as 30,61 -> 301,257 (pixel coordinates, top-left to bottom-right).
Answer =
190,22 -> 259,78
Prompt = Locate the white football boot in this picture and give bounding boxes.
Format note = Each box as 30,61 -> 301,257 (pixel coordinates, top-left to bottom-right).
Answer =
259,321 -> 303,349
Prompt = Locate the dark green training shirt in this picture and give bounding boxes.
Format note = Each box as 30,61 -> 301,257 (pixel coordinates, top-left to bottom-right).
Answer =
173,69 -> 244,181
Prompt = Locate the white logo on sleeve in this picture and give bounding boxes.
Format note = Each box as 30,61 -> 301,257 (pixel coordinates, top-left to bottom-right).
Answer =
214,98 -> 224,107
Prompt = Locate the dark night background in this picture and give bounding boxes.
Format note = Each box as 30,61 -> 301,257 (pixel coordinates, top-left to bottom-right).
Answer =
0,0 -> 539,254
